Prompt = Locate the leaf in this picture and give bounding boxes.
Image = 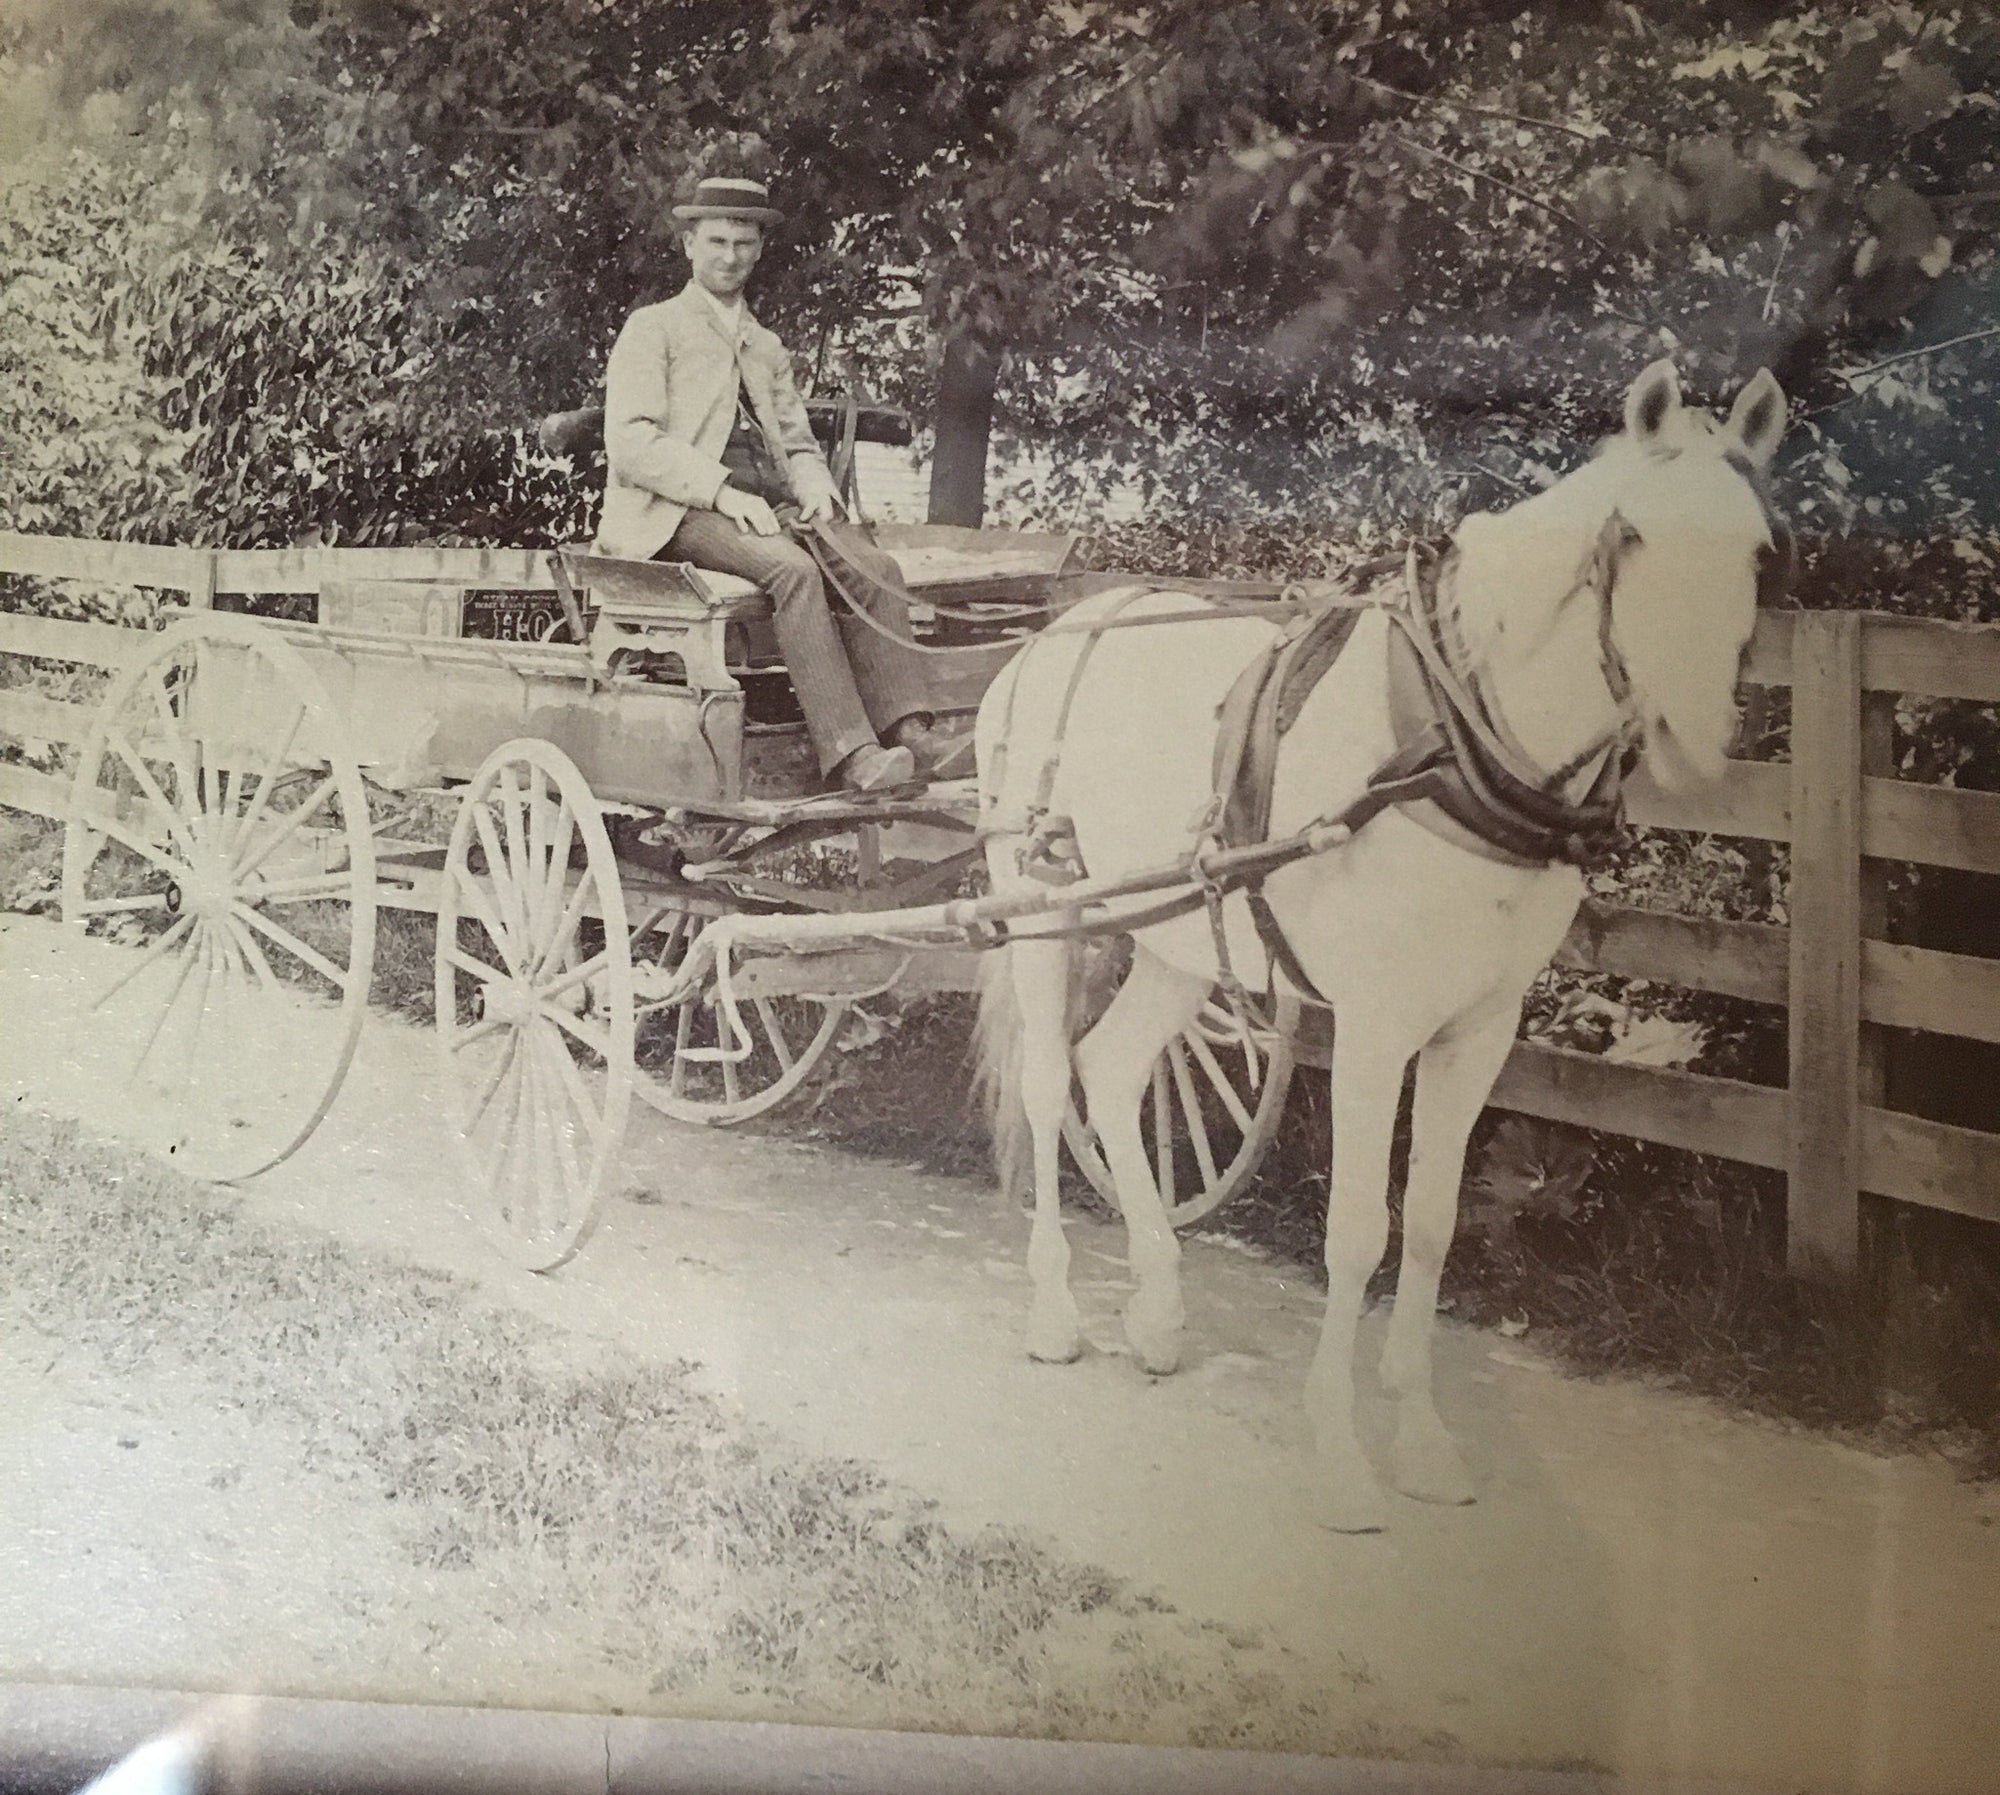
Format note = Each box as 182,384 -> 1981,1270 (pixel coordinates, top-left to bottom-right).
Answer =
1865,180 -> 1943,265
1887,58 -> 1960,134
1754,139 -> 1820,190
1819,39 -> 1885,116
1603,1013 -> 1707,1068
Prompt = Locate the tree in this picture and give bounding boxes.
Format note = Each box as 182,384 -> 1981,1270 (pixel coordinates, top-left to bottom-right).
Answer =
4,1 -> 1995,539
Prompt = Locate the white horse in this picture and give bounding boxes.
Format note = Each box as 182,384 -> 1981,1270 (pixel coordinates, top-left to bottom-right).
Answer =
973,360 -> 1788,1532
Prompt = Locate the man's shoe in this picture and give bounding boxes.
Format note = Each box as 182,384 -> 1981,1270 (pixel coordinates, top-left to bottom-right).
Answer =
835,743 -> 916,792
890,721 -> 953,776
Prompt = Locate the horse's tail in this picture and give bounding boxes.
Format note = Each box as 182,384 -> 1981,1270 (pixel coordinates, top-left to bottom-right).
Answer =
973,935 -> 1085,1204
974,945 -> 1033,1204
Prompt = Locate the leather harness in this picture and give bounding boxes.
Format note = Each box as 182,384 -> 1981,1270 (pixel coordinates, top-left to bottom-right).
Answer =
1204,536 -> 1643,1003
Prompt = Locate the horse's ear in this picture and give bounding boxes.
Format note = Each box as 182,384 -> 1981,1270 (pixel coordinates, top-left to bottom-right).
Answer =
1726,368 -> 1788,469
1623,359 -> 1682,445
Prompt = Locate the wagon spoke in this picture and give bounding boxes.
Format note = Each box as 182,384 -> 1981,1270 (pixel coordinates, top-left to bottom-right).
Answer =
222,911 -> 277,993
536,869 -> 596,981
538,946 -> 610,1006
195,640 -> 218,827
148,671 -> 201,823
521,780 -> 562,949
524,783 -> 551,946
534,1025 -> 589,1202
1184,1031 -> 1254,1134
90,913 -> 196,1011
469,1029 -> 523,1129
670,1002 -> 693,1095
754,999 -> 795,1072
450,1011 -> 511,1055
234,771 -> 339,882
220,704 -> 307,860
498,764 -> 532,899
470,801 -> 529,951
520,1035 -> 558,1241
442,945 -> 510,989
529,799 -> 576,961
213,913 -> 258,990
175,924 -> 220,1107
1169,1041 -> 1219,1188
720,1045 -> 740,1108
538,1023 -> 607,1150
247,870 -> 364,904
74,891 -> 174,917
74,812 -> 189,890
473,1041 -> 527,1190
106,729 -> 196,860
129,930 -> 202,1081
487,1050 -> 535,1221
544,1005 -> 612,1062
451,864 -> 521,975
232,902 -> 352,994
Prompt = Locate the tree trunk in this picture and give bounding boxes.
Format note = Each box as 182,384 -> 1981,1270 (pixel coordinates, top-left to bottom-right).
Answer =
926,334 -> 1000,526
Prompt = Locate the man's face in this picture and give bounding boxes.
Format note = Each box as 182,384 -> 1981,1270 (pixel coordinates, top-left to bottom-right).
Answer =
683,219 -> 763,299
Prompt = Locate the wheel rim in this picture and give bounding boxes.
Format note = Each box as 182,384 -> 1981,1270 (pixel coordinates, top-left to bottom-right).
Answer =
60,613 -> 376,1181
435,741 -> 633,1270
630,902 -> 850,1126
1062,993 -> 1297,1229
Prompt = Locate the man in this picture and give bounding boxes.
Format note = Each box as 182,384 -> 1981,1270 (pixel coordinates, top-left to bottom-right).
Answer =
596,174 -> 938,791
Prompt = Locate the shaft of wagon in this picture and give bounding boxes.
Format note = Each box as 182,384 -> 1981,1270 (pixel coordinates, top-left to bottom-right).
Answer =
673,809 -> 1359,983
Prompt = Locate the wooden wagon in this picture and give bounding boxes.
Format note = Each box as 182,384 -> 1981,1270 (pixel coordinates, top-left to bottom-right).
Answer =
26,416 -> 1298,1267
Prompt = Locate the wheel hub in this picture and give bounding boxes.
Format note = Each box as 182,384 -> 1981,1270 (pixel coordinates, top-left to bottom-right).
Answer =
179,845 -> 238,922
483,979 -> 539,1026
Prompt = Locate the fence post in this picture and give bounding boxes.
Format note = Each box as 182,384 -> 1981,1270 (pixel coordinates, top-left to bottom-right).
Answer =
1787,611 -> 1864,1279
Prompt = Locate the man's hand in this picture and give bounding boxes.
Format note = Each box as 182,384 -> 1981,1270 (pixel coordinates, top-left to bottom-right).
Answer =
716,486 -> 780,536
796,490 -> 841,525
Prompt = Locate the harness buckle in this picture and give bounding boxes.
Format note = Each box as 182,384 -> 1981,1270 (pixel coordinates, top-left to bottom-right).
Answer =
1018,811 -> 1085,886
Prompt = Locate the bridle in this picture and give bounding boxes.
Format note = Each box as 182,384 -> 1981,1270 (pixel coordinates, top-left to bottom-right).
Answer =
1431,444 -> 1790,806
1412,512 -> 1648,807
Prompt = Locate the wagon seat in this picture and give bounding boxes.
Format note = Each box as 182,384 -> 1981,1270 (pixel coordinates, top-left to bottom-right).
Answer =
535,397 -> 915,733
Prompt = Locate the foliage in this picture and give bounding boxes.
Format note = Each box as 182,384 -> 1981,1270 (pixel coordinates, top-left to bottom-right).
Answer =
4,2 -> 1996,548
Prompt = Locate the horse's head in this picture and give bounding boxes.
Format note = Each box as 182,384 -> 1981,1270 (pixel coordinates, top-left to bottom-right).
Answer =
1594,359 -> 1791,791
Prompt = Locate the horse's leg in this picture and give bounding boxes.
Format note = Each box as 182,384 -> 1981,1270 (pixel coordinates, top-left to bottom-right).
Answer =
1011,936 -> 1086,1364
1073,947 -> 1209,1374
1307,1025 -> 1410,1533
1379,999 -> 1520,1504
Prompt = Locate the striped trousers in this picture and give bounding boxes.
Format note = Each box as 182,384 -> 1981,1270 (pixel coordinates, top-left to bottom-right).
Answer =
662,508 -> 931,775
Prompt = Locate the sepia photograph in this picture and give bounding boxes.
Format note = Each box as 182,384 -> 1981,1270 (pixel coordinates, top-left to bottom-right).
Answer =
1,2 -> 1996,1791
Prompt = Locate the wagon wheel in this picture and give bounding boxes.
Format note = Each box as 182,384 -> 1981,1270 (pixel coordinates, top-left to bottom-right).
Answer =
60,612 -> 377,1182
434,740 -> 635,1270
1062,991 -> 1298,1230
629,900 -> 851,1125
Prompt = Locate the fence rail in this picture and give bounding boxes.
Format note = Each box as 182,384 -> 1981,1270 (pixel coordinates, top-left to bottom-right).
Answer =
5,535 -> 1999,1267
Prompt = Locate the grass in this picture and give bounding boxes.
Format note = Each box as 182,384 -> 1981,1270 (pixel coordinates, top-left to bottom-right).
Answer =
0,1104 -> 1400,1754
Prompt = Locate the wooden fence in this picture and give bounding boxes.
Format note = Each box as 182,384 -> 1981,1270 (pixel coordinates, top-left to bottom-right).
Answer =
4,531 -> 1999,1274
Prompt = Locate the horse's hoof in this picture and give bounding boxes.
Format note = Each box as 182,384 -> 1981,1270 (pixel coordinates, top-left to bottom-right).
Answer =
1391,1422 -> 1477,1507
1123,1297 -> 1184,1376
1026,1300 -> 1083,1365
1027,1325 -> 1083,1365
1312,1471 -> 1390,1535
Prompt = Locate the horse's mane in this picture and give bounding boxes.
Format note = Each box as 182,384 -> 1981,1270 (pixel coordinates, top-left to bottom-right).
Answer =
1437,447 -> 1627,666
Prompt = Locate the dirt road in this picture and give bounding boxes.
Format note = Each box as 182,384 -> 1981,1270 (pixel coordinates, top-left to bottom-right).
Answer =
3,914 -> 1996,1790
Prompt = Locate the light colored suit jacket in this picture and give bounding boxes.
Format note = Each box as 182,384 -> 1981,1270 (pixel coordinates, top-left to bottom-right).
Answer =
595,282 -> 840,561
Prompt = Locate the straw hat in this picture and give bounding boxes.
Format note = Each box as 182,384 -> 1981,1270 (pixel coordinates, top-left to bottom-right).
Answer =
672,176 -> 784,225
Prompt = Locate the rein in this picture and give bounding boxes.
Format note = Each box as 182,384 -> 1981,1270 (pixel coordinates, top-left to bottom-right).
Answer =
1397,525 -> 1643,805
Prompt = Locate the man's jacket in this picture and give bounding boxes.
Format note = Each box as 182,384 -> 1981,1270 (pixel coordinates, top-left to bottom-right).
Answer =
596,281 -> 840,561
